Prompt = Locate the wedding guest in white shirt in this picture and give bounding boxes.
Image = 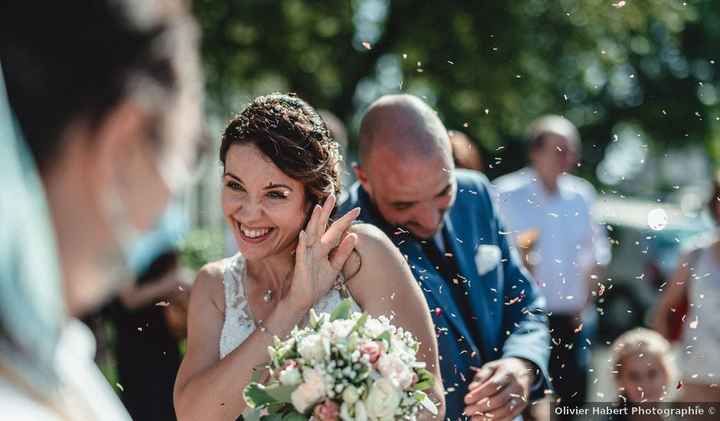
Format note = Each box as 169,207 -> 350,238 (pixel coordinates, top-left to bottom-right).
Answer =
494,115 -> 611,419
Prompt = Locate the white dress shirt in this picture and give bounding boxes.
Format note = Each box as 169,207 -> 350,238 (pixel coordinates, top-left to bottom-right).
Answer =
0,320 -> 131,421
494,167 -> 611,314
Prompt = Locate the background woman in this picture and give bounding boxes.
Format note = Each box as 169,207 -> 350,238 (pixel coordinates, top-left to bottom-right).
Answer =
652,173 -> 720,403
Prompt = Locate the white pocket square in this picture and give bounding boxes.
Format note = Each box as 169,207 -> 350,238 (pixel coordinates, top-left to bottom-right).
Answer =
475,244 -> 501,276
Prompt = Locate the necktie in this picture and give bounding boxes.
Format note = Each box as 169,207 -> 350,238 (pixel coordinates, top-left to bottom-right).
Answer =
420,233 -> 486,364
419,234 -> 460,285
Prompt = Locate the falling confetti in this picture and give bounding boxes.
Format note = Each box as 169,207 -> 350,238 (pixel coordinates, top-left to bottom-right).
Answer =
647,208 -> 668,231
689,317 -> 699,329
361,41 -> 372,50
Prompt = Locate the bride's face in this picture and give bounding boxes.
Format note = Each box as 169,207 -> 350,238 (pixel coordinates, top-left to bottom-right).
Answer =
222,143 -> 309,261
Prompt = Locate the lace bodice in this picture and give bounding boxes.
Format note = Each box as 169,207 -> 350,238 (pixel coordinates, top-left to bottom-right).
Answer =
219,253 -> 360,359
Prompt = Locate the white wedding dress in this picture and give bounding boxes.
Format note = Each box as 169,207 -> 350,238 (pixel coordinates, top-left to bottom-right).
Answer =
219,253 -> 361,358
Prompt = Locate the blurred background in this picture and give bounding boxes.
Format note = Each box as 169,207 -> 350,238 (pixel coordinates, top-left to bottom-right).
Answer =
98,0 -> 720,409
186,0 -> 719,339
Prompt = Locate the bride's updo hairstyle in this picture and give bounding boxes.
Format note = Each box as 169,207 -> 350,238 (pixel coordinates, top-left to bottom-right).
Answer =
220,93 -> 342,207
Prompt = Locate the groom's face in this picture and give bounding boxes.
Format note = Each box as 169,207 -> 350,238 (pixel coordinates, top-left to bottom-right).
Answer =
357,148 -> 456,240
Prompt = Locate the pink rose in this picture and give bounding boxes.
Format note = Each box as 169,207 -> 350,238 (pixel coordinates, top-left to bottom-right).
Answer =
359,341 -> 383,364
282,359 -> 298,370
313,399 -> 339,421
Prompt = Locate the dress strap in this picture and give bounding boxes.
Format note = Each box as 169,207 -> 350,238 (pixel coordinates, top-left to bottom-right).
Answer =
223,253 -> 246,310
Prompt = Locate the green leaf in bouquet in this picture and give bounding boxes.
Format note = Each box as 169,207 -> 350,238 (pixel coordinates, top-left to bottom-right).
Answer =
265,384 -> 297,404
413,368 -> 435,391
272,345 -> 298,368
244,383 -> 278,408
415,391 -> 439,416
281,410 -> 307,421
347,332 -> 359,352
250,363 -> 268,384
375,331 -> 391,346
309,308 -> 320,329
243,408 -> 263,421
351,313 -> 368,334
330,298 -> 353,321
267,402 -> 286,413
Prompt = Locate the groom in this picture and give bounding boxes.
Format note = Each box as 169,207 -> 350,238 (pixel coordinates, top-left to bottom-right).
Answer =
338,95 -> 550,420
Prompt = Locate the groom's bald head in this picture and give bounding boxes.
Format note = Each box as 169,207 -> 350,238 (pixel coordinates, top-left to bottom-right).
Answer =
358,94 -> 452,165
354,94 -> 456,240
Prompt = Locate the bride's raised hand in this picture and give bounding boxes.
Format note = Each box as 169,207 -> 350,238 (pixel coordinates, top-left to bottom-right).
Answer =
287,193 -> 360,311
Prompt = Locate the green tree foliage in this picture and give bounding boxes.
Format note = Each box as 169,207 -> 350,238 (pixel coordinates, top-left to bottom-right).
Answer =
193,0 -> 720,174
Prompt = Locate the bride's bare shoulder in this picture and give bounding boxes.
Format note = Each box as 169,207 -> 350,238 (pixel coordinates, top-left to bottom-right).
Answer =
342,223 -> 401,281
191,258 -> 229,314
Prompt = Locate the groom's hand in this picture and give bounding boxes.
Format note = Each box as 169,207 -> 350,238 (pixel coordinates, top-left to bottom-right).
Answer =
463,357 -> 537,420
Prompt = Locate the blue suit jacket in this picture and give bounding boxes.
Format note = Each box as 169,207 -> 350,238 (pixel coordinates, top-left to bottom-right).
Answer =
338,170 -> 551,420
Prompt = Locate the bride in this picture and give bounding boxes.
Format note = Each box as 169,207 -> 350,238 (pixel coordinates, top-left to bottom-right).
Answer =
174,94 -> 445,420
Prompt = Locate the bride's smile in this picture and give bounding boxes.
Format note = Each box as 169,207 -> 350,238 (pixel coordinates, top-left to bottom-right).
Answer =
237,223 -> 275,243
222,143 -> 309,261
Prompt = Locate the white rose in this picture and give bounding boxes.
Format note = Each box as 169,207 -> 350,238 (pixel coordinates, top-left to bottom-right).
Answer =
321,319 -> 356,341
298,334 -> 329,363
342,385 -> 360,404
355,401 -> 368,421
340,402 -> 352,421
279,366 -> 302,386
290,368 -> 326,413
365,378 -> 401,420
377,353 -> 414,390
363,318 -> 387,338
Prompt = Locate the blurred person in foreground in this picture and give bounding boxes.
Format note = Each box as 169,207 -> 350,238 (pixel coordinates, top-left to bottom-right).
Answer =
174,94 -> 444,421
494,115 -> 611,419
338,94 -> 550,420
0,0 -> 204,419
652,173 -> 720,403
107,246 -> 190,421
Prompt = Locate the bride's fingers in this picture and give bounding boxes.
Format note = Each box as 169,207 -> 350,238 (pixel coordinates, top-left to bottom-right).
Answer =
329,233 -> 358,272
305,204 -> 322,246
316,193 -> 336,238
295,230 -> 309,268
323,207 -> 360,249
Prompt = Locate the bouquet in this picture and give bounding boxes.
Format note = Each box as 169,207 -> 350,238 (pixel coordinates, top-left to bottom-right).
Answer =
243,299 -> 438,421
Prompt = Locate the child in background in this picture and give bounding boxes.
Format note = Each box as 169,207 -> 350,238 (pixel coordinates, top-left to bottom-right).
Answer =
608,328 -> 674,420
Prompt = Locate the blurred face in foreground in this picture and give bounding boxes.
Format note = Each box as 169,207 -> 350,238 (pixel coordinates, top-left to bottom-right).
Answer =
358,146 -> 456,240
617,353 -> 669,402
222,143 -> 309,261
